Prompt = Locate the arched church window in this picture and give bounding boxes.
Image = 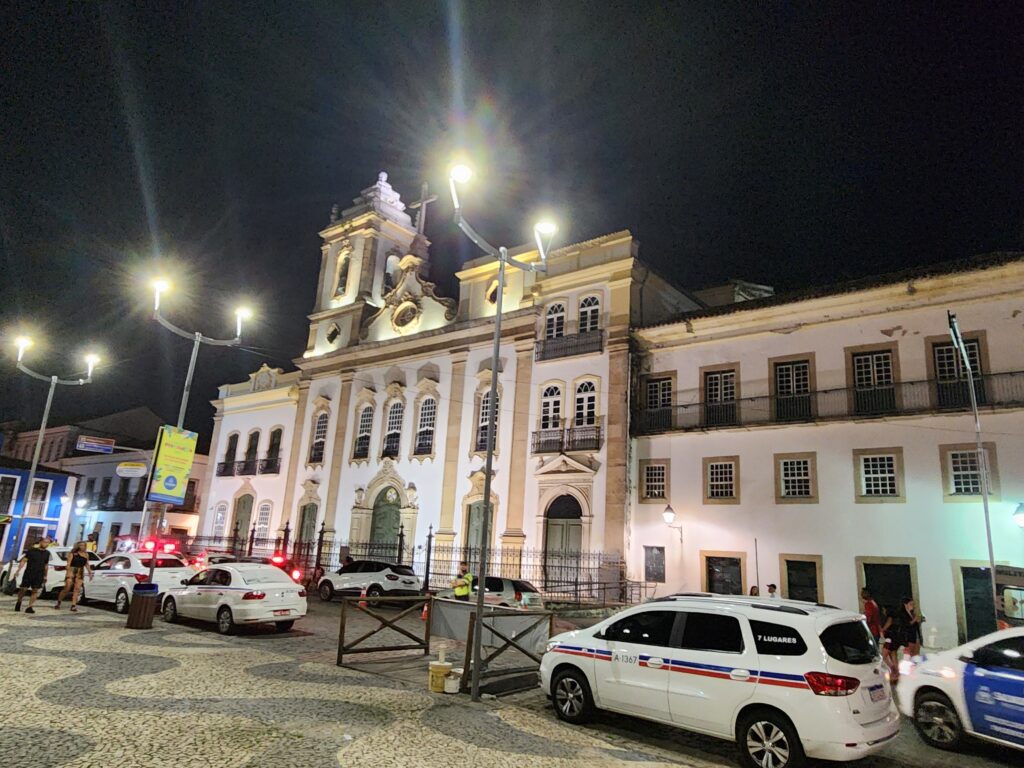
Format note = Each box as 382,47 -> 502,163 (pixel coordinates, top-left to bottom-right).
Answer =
336,254 -> 350,295
382,401 -> 404,458
545,304 -> 566,339
353,405 -> 373,460
475,391 -> 499,452
414,397 -> 436,456
579,295 -> 601,334
541,385 -> 562,430
309,412 -> 329,463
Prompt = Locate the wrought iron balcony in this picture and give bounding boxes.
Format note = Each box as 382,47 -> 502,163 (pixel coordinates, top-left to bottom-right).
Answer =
635,371 -> 1024,435
258,457 -> 281,475
216,461 -> 236,477
234,459 -> 259,476
535,329 -> 603,361
567,424 -> 602,451
531,428 -> 564,454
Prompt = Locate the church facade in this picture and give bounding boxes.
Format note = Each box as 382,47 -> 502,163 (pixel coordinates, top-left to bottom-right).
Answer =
198,173 -> 698,567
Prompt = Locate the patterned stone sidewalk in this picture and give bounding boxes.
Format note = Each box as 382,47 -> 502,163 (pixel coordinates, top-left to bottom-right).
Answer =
0,597 -> 705,768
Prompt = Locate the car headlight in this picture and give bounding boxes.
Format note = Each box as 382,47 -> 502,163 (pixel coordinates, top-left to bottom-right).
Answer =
545,640 -> 559,653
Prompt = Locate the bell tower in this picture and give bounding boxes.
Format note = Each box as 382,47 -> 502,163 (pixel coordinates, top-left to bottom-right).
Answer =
305,172 -> 430,356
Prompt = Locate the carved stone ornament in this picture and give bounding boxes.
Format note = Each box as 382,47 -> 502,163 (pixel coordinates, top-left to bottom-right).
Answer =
248,363 -> 281,393
354,487 -> 365,506
406,483 -> 418,508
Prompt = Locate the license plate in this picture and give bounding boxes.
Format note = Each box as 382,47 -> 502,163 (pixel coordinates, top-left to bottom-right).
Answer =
273,609 -> 290,616
869,685 -> 886,702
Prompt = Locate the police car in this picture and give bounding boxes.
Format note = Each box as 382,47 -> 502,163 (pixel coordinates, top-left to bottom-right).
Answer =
898,626 -> 1024,753
540,594 -> 899,768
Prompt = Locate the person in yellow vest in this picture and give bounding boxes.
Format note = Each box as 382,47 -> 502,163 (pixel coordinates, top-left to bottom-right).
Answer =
84,532 -> 98,553
451,561 -> 474,601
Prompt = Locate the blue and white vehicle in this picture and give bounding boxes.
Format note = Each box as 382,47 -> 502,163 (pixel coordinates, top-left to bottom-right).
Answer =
539,593 -> 899,768
898,626 -> 1024,753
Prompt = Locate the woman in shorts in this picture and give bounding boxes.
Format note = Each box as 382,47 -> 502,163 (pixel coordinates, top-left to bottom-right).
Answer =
55,541 -> 93,612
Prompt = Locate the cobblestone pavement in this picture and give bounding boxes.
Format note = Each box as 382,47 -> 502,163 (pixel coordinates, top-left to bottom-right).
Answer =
0,595 -> 1018,768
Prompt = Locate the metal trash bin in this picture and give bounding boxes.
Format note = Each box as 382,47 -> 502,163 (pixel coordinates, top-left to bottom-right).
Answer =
126,583 -> 159,629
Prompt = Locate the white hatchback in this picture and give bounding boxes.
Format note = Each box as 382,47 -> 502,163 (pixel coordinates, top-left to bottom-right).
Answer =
897,626 -> 1024,753
539,594 -> 900,768
317,560 -> 421,601
85,552 -> 194,614
161,563 -> 307,634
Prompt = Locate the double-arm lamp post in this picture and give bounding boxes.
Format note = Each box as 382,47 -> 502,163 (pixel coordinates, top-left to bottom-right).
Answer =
3,338 -> 99,580
144,279 -> 251,581
447,163 -> 557,701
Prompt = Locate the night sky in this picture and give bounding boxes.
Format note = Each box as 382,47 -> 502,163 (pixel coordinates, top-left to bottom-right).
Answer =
2,1 -> 1022,445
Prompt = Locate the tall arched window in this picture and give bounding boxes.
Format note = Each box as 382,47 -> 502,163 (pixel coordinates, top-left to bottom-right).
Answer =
541,385 -> 562,429
224,433 -> 239,463
476,391 -> 500,452
579,295 -> 601,334
575,381 -> 597,425
309,412 -> 329,463
353,405 -> 374,460
382,401 -> 404,458
267,428 -> 283,460
545,303 -> 566,339
336,254 -> 350,295
255,502 -> 272,540
213,502 -> 228,538
415,397 -> 437,456
244,431 -> 260,461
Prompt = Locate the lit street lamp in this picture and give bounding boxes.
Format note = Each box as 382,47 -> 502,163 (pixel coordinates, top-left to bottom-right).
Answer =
662,504 -> 683,543
145,278 -> 252,581
447,162 -> 557,701
3,337 -> 99,583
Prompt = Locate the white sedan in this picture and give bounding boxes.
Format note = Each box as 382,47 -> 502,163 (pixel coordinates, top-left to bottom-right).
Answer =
161,563 -> 307,634
898,626 -> 1024,753
85,552 -> 194,614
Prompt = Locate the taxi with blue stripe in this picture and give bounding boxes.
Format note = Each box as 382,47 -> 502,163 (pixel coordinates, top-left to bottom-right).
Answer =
539,593 -> 899,768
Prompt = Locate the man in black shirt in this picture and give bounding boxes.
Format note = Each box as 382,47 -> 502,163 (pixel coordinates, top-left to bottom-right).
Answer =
14,538 -> 51,614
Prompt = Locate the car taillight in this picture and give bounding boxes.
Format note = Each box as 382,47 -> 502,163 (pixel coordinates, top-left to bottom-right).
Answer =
143,540 -> 155,551
804,672 -> 860,696
242,591 -> 266,600
133,574 -> 149,583
514,590 -> 522,603
163,543 -> 175,553
385,574 -> 399,581
271,555 -> 285,564
54,565 -> 66,571
297,590 -> 307,598
291,569 -> 302,582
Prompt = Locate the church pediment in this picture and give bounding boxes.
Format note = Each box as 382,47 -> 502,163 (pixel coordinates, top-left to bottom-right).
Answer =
361,253 -> 457,341
535,454 -> 597,476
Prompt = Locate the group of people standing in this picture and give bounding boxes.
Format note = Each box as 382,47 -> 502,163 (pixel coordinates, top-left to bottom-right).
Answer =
11,538 -> 94,613
861,587 -> 924,681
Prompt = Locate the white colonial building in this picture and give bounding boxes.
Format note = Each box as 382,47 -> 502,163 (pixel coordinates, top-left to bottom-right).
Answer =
632,254 -> 1024,647
198,172 -> 697,567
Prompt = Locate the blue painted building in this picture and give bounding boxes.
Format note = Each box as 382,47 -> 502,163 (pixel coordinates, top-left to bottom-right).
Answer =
0,458 -> 78,562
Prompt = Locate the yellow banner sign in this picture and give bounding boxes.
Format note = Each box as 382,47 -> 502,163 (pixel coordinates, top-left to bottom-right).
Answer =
147,426 -> 198,505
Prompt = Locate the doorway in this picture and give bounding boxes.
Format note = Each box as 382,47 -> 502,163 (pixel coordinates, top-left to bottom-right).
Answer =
704,555 -> 743,595
370,487 -> 400,549
861,561 -> 914,616
298,503 -> 318,543
544,495 -> 583,586
232,494 -> 254,538
961,566 -> 997,641
783,557 -> 821,602
465,501 -> 487,551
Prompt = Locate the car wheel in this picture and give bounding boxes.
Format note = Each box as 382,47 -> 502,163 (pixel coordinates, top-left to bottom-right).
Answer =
737,709 -> 805,768
216,606 -> 235,635
913,691 -> 963,750
162,597 -> 178,623
115,589 -> 130,614
551,668 -> 595,724
318,582 -> 334,602
367,585 -> 384,599
275,620 -> 295,633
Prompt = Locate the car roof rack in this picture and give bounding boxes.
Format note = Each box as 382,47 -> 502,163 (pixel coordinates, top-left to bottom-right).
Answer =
651,593 -> 811,616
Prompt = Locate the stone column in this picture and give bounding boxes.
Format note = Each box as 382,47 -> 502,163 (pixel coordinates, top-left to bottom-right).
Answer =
279,380 -> 311,533
322,372 -> 354,537
436,349 -> 470,544
603,334 -> 630,555
197,413 -> 224,535
501,340 -> 534,552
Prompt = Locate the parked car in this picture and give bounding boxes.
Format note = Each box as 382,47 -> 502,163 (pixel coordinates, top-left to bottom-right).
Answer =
0,547 -> 102,596
540,593 -> 899,768
897,626 -> 1024,754
238,555 -> 304,584
185,551 -> 237,569
317,560 -> 421,601
161,562 -> 307,634
84,552 -> 194,614
436,575 -> 544,609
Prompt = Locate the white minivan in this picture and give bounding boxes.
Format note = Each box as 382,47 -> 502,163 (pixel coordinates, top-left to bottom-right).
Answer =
539,593 -> 899,768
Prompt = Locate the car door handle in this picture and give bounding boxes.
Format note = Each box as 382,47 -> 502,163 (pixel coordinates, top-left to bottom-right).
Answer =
730,669 -> 751,681
217,592 -> 224,596
647,657 -> 665,669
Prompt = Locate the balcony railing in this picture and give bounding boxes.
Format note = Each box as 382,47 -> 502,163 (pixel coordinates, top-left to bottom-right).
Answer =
535,329 -> 604,361
531,424 -> 604,453
234,459 -> 259,476
635,371 -> 1024,435
216,461 -> 235,477
258,457 -> 281,475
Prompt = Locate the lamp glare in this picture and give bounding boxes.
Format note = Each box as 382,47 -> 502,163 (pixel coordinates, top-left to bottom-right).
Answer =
450,164 -> 472,184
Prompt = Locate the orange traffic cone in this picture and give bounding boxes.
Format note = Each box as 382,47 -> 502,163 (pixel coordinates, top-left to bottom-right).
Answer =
358,587 -> 368,608
421,600 -> 430,622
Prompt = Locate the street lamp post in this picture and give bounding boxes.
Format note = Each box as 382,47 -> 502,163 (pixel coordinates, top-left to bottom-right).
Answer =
662,505 -> 683,543
447,164 -> 557,701
3,338 -> 99,582
144,279 -> 251,581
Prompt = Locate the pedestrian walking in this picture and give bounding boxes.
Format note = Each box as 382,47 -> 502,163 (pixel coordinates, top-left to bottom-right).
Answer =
861,588 -> 882,646
13,537 -> 52,613
451,561 -> 474,601
766,583 -> 779,599
894,596 -> 924,657
54,541 -> 93,612
748,586 -> 759,596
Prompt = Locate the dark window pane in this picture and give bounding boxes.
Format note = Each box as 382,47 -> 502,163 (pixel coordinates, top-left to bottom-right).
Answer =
604,610 -> 677,647
485,577 -> 504,592
975,638 -> 1024,671
705,556 -> 742,595
679,612 -> 744,653
750,620 -> 808,656
820,620 -> 878,664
